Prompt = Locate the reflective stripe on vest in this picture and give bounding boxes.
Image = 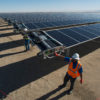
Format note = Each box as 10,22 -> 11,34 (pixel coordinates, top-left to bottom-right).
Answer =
68,64 -> 80,73
68,61 -> 81,78
24,36 -> 29,40
25,38 -> 29,40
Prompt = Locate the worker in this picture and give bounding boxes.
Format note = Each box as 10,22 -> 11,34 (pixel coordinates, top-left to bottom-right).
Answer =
23,34 -> 30,51
23,28 -> 30,51
55,52 -> 83,94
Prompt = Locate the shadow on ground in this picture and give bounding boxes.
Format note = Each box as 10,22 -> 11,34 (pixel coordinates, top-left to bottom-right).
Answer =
0,51 -> 25,58
0,55 -> 66,98
0,25 -> 9,27
0,39 -> 24,51
37,81 -> 96,100
0,38 -> 100,99
0,32 -> 20,38
0,28 -> 14,31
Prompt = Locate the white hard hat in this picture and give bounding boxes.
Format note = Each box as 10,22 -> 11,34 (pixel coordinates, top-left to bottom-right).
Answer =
72,53 -> 80,60
24,28 -> 28,31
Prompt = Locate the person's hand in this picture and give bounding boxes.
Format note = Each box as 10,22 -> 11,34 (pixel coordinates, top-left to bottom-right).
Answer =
80,79 -> 83,84
54,52 -> 59,56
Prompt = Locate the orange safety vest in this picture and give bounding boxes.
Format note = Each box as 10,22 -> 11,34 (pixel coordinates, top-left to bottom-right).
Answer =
67,60 -> 81,78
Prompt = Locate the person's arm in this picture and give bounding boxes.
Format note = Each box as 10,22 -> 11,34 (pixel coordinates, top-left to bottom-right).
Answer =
57,54 -> 65,58
55,52 -> 71,62
80,73 -> 82,79
55,52 -> 65,59
80,73 -> 83,84
79,66 -> 83,84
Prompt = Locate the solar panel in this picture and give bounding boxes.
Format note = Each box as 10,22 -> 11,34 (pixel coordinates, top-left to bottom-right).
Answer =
47,30 -> 79,47
58,21 -> 69,25
46,24 -> 100,47
42,22 -> 55,27
60,29 -> 89,42
35,23 -> 47,28
86,25 -> 100,35
71,27 -> 97,38
51,22 -> 64,26
88,24 -> 100,31
25,23 -> 38,29
79,26 -> 100,36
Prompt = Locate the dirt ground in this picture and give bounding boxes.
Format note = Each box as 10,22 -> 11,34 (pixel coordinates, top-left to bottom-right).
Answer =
0,18 -> 100,100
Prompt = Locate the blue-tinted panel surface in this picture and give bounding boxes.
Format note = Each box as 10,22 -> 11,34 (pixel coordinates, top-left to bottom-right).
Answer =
87,24 -> 100,31
35,23 -> 46,28
60,29 -> 89,42
90,24 -> 100,29
25,23 -> 38,29
80,26 -> 100,36
59,21 -> 69,25
71,27 -> 97,39
47,30 -> 78,47
52,22 -> 64,26
42,22 -> 55,27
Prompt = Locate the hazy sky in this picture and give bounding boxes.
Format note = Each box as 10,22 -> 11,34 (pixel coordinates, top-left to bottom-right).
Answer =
0,0 -> 100,12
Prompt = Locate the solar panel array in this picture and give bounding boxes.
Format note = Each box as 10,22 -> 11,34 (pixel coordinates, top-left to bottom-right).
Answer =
0,13 -> 100,48
46,24 -> 100,47
25,20 -> 94,29
24,20 -> 84,29
0,13 -> 100,29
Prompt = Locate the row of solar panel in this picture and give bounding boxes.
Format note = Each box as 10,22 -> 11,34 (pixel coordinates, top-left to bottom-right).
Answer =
1,13 -> 100,30
25,19 -> 100,30
1,13 -> 100,24
46,24 -> 100,47
1,15 -> 100,30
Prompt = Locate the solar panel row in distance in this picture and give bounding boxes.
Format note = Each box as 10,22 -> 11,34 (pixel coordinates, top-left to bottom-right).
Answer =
25,23 -> 38,29
1,13 -> 100,30
46,24 -> 100,47
25,20 -> 90,30
25,21 -> 70,29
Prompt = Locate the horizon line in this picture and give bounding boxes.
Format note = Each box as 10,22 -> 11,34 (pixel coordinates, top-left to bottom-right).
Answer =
0,10 -> 100,13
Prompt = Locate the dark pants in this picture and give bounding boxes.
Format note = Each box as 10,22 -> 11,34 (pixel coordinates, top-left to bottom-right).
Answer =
25,39 -> 30,51
62,73 -> 76,91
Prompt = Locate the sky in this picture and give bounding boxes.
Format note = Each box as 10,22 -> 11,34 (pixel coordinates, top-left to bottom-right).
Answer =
0,0 -> 100,12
